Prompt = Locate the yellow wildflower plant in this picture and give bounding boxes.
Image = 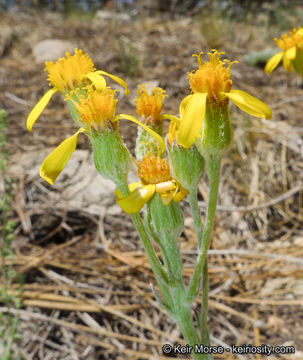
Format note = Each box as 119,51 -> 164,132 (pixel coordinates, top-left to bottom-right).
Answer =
40,88 -> 165,185
265,28 -> 303,75
26,49 -> 129,131
115,155 -> 187,214
178,50 -> 272,149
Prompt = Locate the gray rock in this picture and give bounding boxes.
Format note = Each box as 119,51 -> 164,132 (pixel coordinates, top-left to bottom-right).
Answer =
33,39 -> 76,64
93,10 -> 131,25
10,149 -> 139,216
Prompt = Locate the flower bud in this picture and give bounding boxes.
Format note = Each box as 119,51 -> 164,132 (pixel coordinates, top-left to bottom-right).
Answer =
166,119 -> 205,193
90,127 -> 131,189
144,193 -> 184,246
195,101 -> 233,158
167,142 -> 205,193
292,49 -> 303,76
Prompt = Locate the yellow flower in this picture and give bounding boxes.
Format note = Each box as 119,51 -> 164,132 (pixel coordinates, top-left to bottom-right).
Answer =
115,155 -> 187,214
134,85 -> 167,124
26,49 -> 128,131
39,89 -> 165,185
75,87 -> 118,131
265,28 -> 303,75
178,50 -> 272,148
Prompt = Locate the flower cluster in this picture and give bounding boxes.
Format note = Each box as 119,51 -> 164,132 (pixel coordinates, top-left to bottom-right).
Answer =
265,27 -> 303,76
26,47 -> 272,211
27,49 -> 164,185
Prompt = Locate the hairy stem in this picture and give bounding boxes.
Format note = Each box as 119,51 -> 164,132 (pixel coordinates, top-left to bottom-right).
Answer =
186,155 -> 221,355
118,182 -> 172,308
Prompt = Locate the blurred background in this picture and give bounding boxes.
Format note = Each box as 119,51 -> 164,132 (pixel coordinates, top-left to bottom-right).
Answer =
0,0 -> 303,359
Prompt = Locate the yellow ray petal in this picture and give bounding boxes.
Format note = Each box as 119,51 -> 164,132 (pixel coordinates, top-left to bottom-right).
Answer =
282,52 -> 292,72
177,92 -> 207,148
173,187 -> 187,202
116,184 -> 156,214
225,89 -> 272,120
297,28 -> 303,36
159,114 -> 180,122
179,94 -> 193,116
285,46 -> 296,61
160,189 -> 176,205
26,88 -> 57,131
114,182 -> 143,198
40,128 -> 85,185
264,52 -> 283,74
95,70 -> 129,95
84,72 -> 107,90
115,114 -> 165,154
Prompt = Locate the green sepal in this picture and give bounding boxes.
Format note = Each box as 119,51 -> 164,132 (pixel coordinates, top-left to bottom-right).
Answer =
195,101 -> 233,158
144,193 -> 184,282
144,193 -> 184,245
167,141 -> 205,193
135,123 -> 163,161
90,127 -> 131,189
292,49 -> 303,76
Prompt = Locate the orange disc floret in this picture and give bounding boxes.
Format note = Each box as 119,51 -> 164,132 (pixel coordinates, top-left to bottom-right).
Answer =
275,28 -> 303,51
136,155 -> 171,185
188,50 -> 236,102
76,87 -> 117,131
45,49 -> 95,92
135,85 -> 167,124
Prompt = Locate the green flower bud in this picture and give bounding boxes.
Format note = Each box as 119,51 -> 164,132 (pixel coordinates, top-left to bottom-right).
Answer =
195,101 -> 233,159
292,49 -> 303,76
167,141 -> 205,193
144,193 -> 184,245
90,127 -> 131,189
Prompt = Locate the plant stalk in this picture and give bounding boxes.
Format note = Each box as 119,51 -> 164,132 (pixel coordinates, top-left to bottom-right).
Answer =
186,154 -> 221,351
118,182 -> 172,308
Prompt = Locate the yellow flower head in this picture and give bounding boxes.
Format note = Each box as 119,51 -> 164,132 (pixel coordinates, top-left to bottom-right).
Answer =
274,28 -> 303,52
136,155 -> 171,185
26,48 -> 129,132
177,49 -> 272,149
135,85 -> 167,124
265,28 -> 303,75
76,87 -> 118,131
188,50 -> 235,102
115,154 -> 187,214
45,49 -> 95,92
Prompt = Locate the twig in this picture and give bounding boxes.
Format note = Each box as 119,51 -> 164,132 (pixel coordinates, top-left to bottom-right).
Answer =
198,183 -> 303,212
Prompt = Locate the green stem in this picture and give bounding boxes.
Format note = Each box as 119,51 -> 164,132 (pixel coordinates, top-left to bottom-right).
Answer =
187,155 -> 221,299
118,182 -> 172,308
188,190 -> 204,249
186,154 -> 221,353
201,259 -> 210,346
172,286 -> 208,360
